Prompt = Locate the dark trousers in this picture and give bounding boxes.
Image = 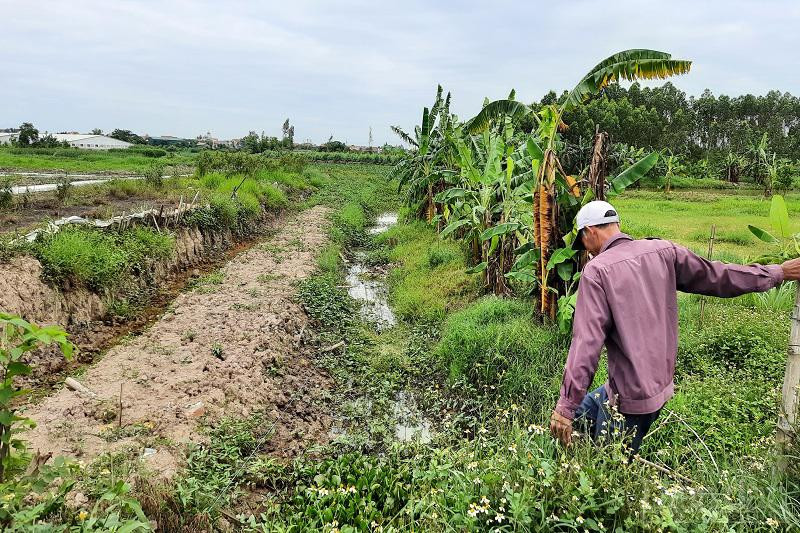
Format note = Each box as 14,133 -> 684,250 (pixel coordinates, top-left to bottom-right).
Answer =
574,385 -> 661,454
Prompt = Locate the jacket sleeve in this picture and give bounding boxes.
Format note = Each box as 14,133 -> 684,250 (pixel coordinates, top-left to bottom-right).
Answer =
556,273 -> 612,420
673,244 -> 784,297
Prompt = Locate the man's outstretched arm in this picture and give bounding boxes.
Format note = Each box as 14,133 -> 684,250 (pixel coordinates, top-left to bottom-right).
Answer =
551,274 -> 611,445
673,244 -> 800,296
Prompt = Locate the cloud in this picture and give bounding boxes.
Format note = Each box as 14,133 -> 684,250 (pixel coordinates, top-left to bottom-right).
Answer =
1,0 -> 797,145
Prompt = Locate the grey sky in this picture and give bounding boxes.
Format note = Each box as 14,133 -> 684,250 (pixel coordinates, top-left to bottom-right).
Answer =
2,1 -> 798,146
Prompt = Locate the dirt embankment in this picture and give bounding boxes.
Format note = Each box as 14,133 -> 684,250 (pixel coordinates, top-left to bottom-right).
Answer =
0,221 -> 243,383
21,206 -> 333,476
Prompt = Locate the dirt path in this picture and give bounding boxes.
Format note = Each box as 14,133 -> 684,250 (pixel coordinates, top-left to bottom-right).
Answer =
23,206 -> 333,478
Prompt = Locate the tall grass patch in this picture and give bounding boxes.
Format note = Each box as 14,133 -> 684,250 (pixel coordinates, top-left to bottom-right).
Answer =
375,222 -> 478,323
434,297 -> 565,408
35,226 -> 174,291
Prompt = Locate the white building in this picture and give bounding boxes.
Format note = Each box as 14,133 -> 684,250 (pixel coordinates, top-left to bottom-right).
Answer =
50,134 -> 132,150
0,132 -> 132,149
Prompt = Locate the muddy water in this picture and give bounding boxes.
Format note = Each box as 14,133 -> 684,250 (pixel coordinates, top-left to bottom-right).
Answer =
345,212 -> 398,330
368,213 -> 398,234
394,390 -> 432,443
339,212 -> 434,443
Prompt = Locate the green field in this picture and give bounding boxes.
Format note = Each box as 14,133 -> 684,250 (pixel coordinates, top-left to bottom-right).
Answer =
0,146 -> 200,174
3,155 -> 799,530
616,189 -> 800,260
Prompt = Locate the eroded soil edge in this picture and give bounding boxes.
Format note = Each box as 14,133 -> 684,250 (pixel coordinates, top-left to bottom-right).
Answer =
22,206 -> 333,478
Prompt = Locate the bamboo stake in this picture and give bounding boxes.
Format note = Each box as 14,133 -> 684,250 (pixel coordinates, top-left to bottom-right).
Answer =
698,225 -> 716,328
118,383 -> 123,428
777,286 -> 800,466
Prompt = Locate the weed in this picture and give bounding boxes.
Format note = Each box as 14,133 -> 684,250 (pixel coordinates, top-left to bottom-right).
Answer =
143,161 -> 165,188
231,301 -> 260,312
34,226 -> 174,291
256,272 -> 284,283
174,413 -> 274,515
297,274 -> 356,331
192,271 -> 225,293
55,174 -> 72,203
211,342 -> 225,360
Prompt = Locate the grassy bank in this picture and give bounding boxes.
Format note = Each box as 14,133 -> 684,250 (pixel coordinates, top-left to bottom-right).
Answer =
254,183 -> 800,531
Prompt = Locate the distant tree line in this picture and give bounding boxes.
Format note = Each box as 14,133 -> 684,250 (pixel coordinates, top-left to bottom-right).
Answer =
519,82 -> 800,160
508,83 -> 800,189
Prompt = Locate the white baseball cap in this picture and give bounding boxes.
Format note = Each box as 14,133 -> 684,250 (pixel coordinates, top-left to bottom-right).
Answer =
573,200 -> 620,250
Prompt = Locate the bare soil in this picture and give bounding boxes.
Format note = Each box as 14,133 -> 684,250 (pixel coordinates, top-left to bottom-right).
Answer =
1,190 -> 181,234
22,206 -> 334,478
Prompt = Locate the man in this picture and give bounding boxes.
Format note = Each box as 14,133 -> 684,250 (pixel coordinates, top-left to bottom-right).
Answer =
550,200 -> 800,454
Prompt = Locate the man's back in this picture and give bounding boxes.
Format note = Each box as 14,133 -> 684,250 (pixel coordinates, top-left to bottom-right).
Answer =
555,233 -> 783,419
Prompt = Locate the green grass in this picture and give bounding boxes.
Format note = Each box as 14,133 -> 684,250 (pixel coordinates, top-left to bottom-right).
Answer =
374,221 -> 480,323
0,145 -> 198,173
435,297 -> 566,411
615,189 -> 800,261
34,226 -> 174,291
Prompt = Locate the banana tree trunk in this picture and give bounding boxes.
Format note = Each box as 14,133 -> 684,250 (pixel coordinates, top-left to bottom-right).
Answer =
588,130 -> 609,201
538,151 -> 557,319
777,286 -> 800,467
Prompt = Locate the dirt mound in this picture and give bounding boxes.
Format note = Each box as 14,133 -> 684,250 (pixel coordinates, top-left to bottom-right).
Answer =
22,206 -> 333,477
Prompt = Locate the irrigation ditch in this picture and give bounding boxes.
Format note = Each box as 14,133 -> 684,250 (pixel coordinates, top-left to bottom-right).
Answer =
339,211 -> 433,445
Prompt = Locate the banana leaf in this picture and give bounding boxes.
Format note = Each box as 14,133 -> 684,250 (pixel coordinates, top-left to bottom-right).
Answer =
769,195 -> 790,238
607,151 -> 659,197
480,222 -> 521,242
441,219 -> 471,239
748,224 -> 779,244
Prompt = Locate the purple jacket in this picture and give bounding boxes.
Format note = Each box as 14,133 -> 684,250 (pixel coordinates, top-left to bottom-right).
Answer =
556,233 -> 784,419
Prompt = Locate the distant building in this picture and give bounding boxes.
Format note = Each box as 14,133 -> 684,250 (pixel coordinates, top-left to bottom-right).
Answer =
196,132 -> 240,149
347,144 -> 379,153
0,132 -> 18,145
148,135 -> 196,148
50,134 -> 132,150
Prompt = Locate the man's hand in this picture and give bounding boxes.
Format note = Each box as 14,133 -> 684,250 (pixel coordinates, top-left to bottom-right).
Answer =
550,410 -> 573,446
781,258 -> 800,282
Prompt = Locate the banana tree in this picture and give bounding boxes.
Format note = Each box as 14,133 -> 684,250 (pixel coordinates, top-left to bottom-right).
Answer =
436,128 -> 528,295
467,49 -> 691,319
510,150 -> 660,330
723,150 -> 746,184
744,195 -> 800,459
391,86 -> 458,221
659,149 -> 683,196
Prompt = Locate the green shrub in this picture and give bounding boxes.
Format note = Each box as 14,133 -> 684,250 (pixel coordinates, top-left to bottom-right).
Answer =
434,297 -> 565,407
143,161 -> 165,187
36,228 -> 128,290
0,177 -> 13,209
677,308 -> 786,381
34,226 -> 174,291
0,234 -> 31,263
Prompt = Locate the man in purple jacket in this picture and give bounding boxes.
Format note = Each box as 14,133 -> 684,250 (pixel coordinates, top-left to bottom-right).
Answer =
549,200 -> 800,454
